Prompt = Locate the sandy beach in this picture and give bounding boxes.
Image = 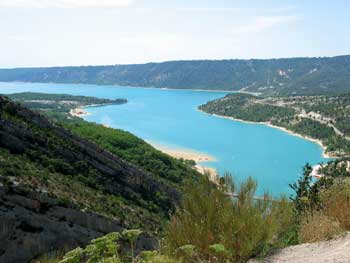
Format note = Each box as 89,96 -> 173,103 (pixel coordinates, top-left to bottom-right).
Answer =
69,102 -> 124,119
198,109 -> 333,159
150,143 -> 219,182
70,108 -> 90,118
153,144 -> 215,163
194,165 -> 219,183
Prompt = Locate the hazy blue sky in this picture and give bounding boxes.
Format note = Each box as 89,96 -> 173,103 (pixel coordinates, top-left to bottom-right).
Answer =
1,0 -> 349,67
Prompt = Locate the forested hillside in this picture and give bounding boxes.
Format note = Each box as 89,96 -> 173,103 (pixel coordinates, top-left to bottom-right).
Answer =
0,94 -> 199,262
200,93 -> 350,157
1,55 -> 350,95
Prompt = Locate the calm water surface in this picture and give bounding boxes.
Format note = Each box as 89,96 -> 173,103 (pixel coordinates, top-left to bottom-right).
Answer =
0,82 -> 329,195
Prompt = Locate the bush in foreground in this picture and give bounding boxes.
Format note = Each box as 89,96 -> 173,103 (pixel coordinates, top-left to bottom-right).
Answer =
320,179 -> 350,229
291,163 -> 350,243
164,175 -> 295,262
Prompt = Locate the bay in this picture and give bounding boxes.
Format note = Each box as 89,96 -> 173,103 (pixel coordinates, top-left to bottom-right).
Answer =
0,82 -> 328,195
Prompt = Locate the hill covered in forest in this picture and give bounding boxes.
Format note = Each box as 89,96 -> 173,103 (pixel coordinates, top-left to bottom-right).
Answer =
1,55 -> 350,95
0,94 -> 200,262
199,93 -> 350,157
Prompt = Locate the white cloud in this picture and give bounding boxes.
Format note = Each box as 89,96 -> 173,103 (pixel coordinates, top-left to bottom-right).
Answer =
0,0 -> 133,8
233,15 -> 300,35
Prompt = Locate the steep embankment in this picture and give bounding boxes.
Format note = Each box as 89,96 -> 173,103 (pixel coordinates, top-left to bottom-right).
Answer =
0,186 -> 156,263
0,95 -> 193,262
1,55 -> 350,95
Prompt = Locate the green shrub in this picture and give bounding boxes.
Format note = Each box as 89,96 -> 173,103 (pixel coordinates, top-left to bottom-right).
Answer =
122,229 -> 143,261
59,233 -> 121,263
164,175 -> 294,262
290,164 -> 350,243
320,179 -> 350,230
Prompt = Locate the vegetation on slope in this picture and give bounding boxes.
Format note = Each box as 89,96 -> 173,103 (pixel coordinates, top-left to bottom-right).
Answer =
37,176 -> 296,263
7,92 -> 200,191
0,95 -> 199,233
200,93 -> 350,157
1,55 -> 350,95
290,161 -> 350,243
64,122 -> 198,189
164,176 -> 295,262
44,160 -> 350,262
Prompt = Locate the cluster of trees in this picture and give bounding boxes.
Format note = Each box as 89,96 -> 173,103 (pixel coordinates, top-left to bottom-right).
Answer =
275,118 -> 350,155
199,93 -> 296,122
292,93 -> 350,137
290,161 -> 350,242
64,121 -> 199,189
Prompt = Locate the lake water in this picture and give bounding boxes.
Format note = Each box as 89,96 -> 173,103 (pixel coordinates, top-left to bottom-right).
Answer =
0,82 -> 329,196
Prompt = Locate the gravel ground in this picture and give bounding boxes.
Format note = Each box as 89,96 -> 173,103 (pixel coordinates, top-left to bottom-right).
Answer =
251,232 -> 350,263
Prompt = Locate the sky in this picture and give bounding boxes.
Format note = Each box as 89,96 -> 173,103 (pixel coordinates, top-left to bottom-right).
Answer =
0,0 -> 349,68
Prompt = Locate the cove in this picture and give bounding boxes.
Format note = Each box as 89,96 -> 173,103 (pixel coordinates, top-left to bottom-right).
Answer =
0,82 -> 329,195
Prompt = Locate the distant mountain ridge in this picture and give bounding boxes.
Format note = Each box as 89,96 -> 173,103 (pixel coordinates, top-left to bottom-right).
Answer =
1,55 -> 350,95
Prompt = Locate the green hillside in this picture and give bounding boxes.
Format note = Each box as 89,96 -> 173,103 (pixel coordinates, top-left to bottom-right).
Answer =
0,94 -> 203,261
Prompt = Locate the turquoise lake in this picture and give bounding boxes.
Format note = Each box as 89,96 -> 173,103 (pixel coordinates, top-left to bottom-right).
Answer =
0,82 -> 329,195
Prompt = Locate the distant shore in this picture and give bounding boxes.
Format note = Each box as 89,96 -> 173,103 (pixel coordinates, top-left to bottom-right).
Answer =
69,102 -> 124,119
3,80 -> 249,94
198,109 -> 333,159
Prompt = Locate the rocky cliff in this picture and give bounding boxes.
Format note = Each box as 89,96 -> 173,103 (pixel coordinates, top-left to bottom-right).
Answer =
0,185 -> 157,263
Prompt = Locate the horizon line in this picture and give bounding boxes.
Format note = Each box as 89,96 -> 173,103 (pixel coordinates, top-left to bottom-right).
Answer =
1,53 -> 349,70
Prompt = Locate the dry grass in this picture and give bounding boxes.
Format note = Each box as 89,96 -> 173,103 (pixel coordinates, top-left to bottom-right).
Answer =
299,211 -> 343,243
320,180 -> 350,230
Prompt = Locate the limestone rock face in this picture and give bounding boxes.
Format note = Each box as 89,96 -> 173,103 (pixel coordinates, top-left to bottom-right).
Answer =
0,186 -> 158,263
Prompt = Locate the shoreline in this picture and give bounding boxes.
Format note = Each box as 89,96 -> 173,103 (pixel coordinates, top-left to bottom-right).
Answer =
69,102 -> 125,118
159,87 -> 234,93
148,142 -> 219,182
70,107 -> 90,118
2,81 -> 246,94
72,105 -> 220,182
198,109 -> 333,159
150,142 -> 216,163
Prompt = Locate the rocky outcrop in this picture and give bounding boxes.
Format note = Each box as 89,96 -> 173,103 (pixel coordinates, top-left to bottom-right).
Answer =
0,186 -> 157,263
